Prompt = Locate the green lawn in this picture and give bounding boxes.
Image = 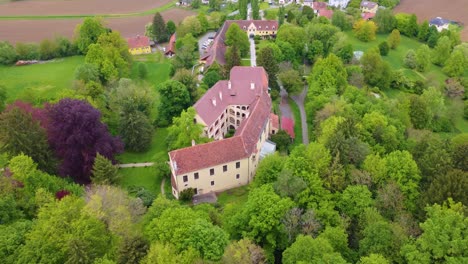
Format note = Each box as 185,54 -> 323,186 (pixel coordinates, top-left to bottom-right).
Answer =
241,58 -> 251,66
0,56 -> 83,102
118,166 -> 161,196
216,185 -> 249,207
289,98 -> 303,146
130,57 -> 171,92
259,2 -> 270,10
117,127 -> 169,163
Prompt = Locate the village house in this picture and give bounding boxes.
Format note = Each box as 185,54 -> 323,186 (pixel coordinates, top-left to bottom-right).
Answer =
165,34 -> 176,57
127,35 -> 151,55
328,0 -> 350,9
360,0 -> 378,14
168,66 -> 279,199
318,8 -> 334,20
311,1 -> 328,14
429,17 -> 451,32
200,20 -> 278,66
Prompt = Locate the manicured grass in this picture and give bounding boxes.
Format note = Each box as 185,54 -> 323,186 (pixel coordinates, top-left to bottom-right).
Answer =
118,166 -> 161,196
0,56 -> 83,102
344,31 -> 448,84
289,98 -> 303,146
259,2 -> 270,10
216,185 -> 249,207
117,128 -> 169,163
241,58 -> 251,66
130,57 -> 171,92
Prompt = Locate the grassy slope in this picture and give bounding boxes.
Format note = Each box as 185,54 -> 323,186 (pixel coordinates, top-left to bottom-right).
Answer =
118,166 -> 161,196
345,31 -> 468,133
117,128 -> 169,163
0,56 -> 83,102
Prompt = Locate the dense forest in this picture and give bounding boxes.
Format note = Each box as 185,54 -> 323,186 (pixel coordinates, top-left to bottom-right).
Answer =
0,1 -> 467,263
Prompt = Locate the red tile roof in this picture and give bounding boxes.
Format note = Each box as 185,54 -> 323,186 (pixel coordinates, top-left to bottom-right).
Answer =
361,12 -> 375,20
282,117 -> 295,139
312,1 -> 328,10
127,35 -> 150,49
169,66 -> 272,175
201,20 -> 278,67
270,113 -> 279,130
165,34 -> 176,55
318,9 -> 334,19
360,0 -> 377,8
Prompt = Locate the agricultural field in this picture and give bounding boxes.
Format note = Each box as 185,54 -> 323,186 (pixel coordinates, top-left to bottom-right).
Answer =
394,0 -> 468,41
0,8 -> 196,43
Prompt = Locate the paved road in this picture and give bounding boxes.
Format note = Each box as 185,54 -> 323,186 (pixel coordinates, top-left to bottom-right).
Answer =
290,86 -> 309,145
118,162 -> 154,168
250,38 -> 256,66
279,87 -> 293,119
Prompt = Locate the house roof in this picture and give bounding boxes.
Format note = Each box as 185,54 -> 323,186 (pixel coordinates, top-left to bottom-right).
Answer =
194,66 -> 269,126
429,17 -> 450,26
318,9 -> 334,19
169,66 -> 272,175
127,35 -> 150,49
270,113 -> 279,130
201,20 -> 278,67
360,0 -> 377,8
165,34 -> 176,55
361,12 -> 375,20
312,1 -> 328,10
282,117 -> 295,139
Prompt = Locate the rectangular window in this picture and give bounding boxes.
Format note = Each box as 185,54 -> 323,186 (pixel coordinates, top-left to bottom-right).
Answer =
236,162 -> 240,168
194,188 -> 198,195
183,175 -> 188,182
210,168 -> 214,175
223,165 -> 227,172
211,181 -> 215,186
194,172 -> 199,180
236,174 -> 240,179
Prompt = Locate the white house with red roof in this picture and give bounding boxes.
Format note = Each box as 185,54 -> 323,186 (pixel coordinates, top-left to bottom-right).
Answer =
168,67 -> 278,199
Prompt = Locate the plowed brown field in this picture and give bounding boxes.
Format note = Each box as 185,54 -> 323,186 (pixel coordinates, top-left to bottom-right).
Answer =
0,9 -> 195,43
394,0 -> 468,41
0,0 -> 172,16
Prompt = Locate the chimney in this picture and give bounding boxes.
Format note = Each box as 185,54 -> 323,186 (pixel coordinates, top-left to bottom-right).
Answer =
219,91 -> 222,101
212,98 -> 216,106
228,81 -> 231,89
250,82 -> 255,90
191,139 -> 196,146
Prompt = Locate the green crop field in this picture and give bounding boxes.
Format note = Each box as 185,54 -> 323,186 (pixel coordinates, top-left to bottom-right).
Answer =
0,56 -> 84,102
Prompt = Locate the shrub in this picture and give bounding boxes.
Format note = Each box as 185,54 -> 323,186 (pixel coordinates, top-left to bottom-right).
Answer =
179,188 -> 195,202
378,41 -> 390,56
0,41 -> 17,65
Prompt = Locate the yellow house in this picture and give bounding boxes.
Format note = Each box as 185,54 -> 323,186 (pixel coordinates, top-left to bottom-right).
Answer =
127,35 -> 151,55
168,67 -> 278,199
360,0 -> 378,13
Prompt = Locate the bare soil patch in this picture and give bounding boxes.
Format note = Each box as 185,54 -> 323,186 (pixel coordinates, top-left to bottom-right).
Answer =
394,0 -> 468,41
0,9 -> 195,43
0,0 -> 172,16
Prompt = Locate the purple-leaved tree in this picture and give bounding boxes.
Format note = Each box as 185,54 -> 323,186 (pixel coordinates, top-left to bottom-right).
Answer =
46,99 -> 123,183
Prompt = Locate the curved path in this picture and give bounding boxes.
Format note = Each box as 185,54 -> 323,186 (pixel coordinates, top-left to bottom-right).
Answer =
290,86 -> 309,145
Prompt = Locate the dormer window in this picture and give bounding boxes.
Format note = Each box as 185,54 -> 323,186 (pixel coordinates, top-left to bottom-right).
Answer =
243,26 -> 246,30
266,26 -> 269,29
259,26 -> 262,29
272,26 -> 276,29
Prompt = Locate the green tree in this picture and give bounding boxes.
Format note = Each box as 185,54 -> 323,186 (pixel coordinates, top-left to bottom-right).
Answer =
173,69 -> 199,102
166,20 -> 176,35
332,10 -> 351,31
379,41 -> 390,56
157,80 -> 191,125
225,45 -> 241,72
0,106 -> 56,174
276,24 -> 305,57
222,239 -> 266,264
426,169 -> 468,206
238,0 -> 248,20
278,6 -> 285,26
257,46 -> 280,89
432,36 -> 451,66
338,185 -> 374,217
119,111 -> 154,152
75,63 -> 100,84
152,12 -> 168,42
279,69 -> 303,95
387,29 -> 401,49
409,95 -> 430,129
91,153 -> 119,184
401,199 -> 468,264
15,42 -> 39,60
117,235 -> 149,264
354,20 -> 377,42
142,242 -> 199,264
253,153 -> 286,187
202,70 -> 221,88
0,41 -> 17,65
17,196 -> 112,264
270,130 -> 292,153
225,23 -> 250,57
443,49 -> 466,77
418,21 -> 430,41
374,9 -> 396,33
192,0 -> 201,8
361,49 -> 392,89
74,17 -> 106,54
137,62 -> 148,79
39,39 -> 58,60
184,219 -> 229,261
274,170 -> 307,201
0,220 -> 32,263
166,107 -> 210,151
415,44 -> 431,72
251,0 -> 260,20
283,235 -> 347,264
